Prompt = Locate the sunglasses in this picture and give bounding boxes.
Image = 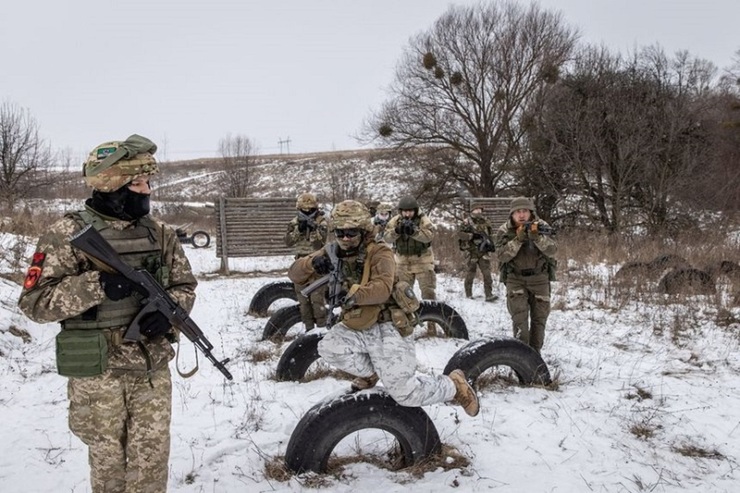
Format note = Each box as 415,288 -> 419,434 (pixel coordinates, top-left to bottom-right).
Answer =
335,228 -> 362,238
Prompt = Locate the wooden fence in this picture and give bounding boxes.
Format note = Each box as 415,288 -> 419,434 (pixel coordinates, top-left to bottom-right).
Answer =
463,197 -> 514,227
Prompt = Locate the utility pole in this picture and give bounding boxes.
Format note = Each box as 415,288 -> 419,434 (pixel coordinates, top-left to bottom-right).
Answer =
278,136 -> 291,155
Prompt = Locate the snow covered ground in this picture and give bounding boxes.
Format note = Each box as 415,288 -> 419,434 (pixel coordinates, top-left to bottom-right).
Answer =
1,238 -> 739,493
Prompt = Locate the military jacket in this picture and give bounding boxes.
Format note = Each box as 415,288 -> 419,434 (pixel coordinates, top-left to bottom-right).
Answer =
457,216 -> 495,259
384,213 -> 436,270
494,216 -> 557,281
284,211 -> 328,257
18,207 -> 198,373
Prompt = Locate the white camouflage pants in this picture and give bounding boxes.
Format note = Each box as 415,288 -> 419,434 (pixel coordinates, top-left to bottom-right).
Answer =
318,321 -> 456,407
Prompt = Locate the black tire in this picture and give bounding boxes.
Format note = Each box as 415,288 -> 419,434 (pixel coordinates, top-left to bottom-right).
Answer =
249,281 -> 297,317
264,300 -> 467,342
443,337 -> 551,386
276,330 -> 325,381
285,389 -> 441,473
190,231 -> 211,248
261,304 -> 302,341
418,301 -> 469,339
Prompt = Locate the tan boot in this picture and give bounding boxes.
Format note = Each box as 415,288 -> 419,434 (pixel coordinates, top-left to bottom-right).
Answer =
351,372 -> 379,391
449,369 -> 480,417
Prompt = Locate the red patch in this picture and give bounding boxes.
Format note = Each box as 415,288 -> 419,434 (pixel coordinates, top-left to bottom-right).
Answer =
23,252 -> 46,290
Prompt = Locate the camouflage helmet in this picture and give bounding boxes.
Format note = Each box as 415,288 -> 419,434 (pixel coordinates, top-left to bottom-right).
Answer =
397,195 -> 419,211
83,134 -> 158,192
331,200 -> 373,232
296,192 -> 318,209
376,202 -> 393,214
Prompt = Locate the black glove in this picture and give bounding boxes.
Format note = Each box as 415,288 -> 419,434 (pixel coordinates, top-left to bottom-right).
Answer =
312,255 -> 332,275
297,220 -> 309,233
139,312 -> 171,339
394,223 -> 403,234
402,221 -> 416,236
99,272 -> 137,301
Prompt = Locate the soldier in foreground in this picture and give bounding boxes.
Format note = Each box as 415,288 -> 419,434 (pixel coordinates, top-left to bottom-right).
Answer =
494,197 -> 557,352
458,205 -> 498,301
18,135 -> 198,493
288,200 -> 479,416
284,192 -> 328,330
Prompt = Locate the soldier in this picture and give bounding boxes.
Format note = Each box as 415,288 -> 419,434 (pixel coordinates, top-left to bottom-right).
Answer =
17,134 -> 198,493
494,197 -> 557,353
284,192 -> 329,330
372,202 -> 393,242
383,196 -> 437,301
458,205 -> 498,302
288,200 -> 479,416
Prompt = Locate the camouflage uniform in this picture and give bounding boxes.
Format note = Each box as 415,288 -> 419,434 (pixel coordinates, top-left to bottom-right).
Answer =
288,200 -> 459,407
18,135 -> 197,493
383,198 -> 437,301
371,202 -> 393,243
457,213 -> 496,300
284,193 -> 329,330
494,198 -> 557,352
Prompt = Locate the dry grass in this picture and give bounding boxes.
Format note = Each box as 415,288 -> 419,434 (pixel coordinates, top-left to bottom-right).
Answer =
672,443 -> 725,460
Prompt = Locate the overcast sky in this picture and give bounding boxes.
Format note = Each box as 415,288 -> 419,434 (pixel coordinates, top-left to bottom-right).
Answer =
2,0 -> 738,162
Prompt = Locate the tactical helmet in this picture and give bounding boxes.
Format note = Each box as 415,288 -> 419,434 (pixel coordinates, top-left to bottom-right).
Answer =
510,196 -> 536,213
296,192 -> 318,209
397,195 -> 419,211
331,200 -> 373,232
376,202 -> 393,214
83,134 -> 158,192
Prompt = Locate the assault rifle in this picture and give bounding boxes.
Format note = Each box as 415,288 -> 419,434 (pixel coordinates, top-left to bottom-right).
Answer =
296,210 -> 319,231
473,232 -> 495,253
69,224 -> 233,380
524,221 -> 556,236
300,243 -> 344,327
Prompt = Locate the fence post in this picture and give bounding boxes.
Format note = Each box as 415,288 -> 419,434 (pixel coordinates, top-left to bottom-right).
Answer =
219,196 -> 230,275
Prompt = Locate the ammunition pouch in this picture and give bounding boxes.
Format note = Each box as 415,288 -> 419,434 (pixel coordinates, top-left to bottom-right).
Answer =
342,305 -> 382,331
56,330 -> 108,377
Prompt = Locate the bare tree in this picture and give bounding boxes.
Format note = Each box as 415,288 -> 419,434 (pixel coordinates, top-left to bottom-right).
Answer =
217,134 -> 256,197
363,1 -> 578,197
0,101 -> 52,211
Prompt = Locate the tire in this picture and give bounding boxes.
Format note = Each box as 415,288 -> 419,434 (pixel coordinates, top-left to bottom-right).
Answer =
285,389 -> 441,473
276,330 -> 325,381
443,337 -> 551,386
418,301 -> 469,339
261,304 -> 302,341
264,300 -> 467,342
249,281 -> 297,317
190,231 -> 211,248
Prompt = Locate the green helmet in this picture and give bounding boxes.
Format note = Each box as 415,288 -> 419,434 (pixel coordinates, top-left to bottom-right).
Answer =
509,196 -> 535,213
83,134 -> 158,192
397,195 -> 419,211
331,200 -> 372,231
296,192 -> 318,209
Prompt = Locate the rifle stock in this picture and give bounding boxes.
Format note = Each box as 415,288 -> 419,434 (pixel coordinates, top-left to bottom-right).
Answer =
69,224 -> 233,380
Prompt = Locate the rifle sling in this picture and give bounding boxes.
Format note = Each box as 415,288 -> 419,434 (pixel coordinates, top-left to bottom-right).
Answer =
175,339 -> 199,379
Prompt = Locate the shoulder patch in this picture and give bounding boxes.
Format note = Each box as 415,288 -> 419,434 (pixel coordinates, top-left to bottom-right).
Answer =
23,252 -> 46,290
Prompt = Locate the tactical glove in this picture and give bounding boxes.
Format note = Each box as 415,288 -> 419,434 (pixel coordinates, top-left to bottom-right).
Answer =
394,223 -> 404,235
297,220 -> 309,233
516,225 -> 527,242
139,312 -> 171,339
312,255 -> 332,275
99,272 -> 137,301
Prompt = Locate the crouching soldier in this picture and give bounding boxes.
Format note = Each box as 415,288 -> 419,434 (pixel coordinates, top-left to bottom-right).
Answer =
288,200 -> 479,416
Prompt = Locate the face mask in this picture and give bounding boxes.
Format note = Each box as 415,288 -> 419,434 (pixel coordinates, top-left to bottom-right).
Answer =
89,186 -> 150,220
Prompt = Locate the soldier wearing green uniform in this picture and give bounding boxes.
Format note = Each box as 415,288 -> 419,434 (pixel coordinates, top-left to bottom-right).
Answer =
494,197 -> 557,353
457,205 -> 497,301
17,135 -> 198,493
284,192 -> 328,330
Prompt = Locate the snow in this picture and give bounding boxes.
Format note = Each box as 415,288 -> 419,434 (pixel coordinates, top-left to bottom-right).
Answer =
1,237 -> 739,493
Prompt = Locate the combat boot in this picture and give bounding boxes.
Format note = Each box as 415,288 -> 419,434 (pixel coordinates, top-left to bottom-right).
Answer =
485,294 -> 499,302
351,372 -> 379,391
449,369 -> 479,416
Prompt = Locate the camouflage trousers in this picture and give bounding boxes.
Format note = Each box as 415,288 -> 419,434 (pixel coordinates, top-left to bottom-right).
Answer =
505,274 -> 551,352
294,282 -> 328,330
464,255 -> 493,298
318,321 -> 456,406
398,268 -> 436,300
68,367 -> 172,493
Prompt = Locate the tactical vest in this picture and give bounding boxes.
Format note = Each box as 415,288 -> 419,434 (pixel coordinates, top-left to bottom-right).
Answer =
290,213 -> 326,257
61,209 -> 163,330
394,216 -> 430,256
